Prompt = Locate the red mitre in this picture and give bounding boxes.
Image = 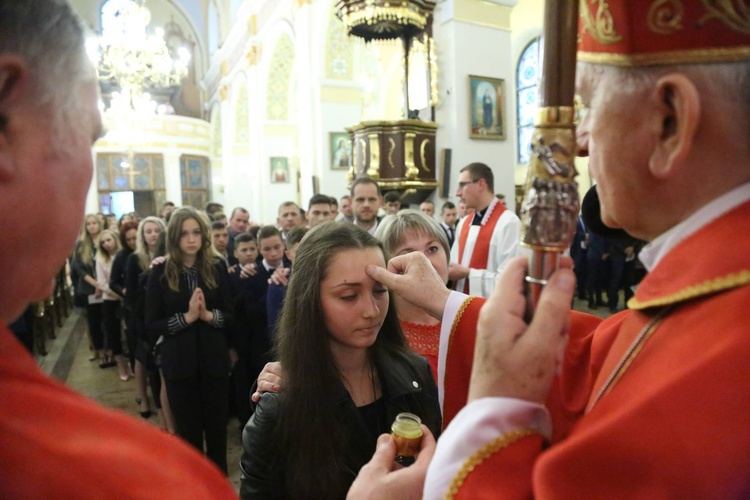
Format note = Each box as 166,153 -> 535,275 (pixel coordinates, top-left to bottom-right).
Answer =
577,0 -> 750,66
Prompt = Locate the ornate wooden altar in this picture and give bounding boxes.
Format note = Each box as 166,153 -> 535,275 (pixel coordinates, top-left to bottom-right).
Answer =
336,1 -> 439,203
348,119 -> 438,203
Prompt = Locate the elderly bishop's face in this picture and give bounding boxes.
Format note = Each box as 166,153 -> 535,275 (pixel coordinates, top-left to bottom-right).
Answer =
575,64 -> 655,237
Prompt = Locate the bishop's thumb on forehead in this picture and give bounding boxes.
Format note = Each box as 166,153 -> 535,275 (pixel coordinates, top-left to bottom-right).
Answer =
366,264 -> 393,284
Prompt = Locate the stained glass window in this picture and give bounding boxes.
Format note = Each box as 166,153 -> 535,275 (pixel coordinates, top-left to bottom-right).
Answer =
96,153 -> 165,191
95,152 -> 167,213
180,155 -> 211,209
516,37 -> 540,164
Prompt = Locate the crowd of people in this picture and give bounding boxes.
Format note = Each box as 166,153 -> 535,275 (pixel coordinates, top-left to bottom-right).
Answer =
2,0 -> 749,498
570,215 -> 646,313
60,167 -> 643,490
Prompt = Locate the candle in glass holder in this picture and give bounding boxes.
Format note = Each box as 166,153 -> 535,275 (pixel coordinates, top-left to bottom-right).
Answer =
391,412 -> 423,465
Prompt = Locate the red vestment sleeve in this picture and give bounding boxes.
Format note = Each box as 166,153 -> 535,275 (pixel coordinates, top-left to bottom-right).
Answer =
440,311 -> 603,499
452,433 -> 544,500
442,296 -> 485,428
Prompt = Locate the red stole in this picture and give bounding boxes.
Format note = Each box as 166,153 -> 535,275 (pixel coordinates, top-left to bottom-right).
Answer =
442,296 -> 485,428
456,202 -> 506,293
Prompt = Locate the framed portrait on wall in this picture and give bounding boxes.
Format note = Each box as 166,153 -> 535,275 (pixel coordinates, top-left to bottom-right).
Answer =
468,75 -> 506,140
329,132 -> 352,170
270,157 -> 290,183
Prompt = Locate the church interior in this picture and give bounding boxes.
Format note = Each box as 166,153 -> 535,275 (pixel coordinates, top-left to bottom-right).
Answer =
7,0 -> 749,495
67,0 -> 592,222
27,0 -> 604,492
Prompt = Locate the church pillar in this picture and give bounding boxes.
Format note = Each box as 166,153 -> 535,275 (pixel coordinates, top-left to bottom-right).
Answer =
294,2 -> 318,205
85,151 -> 99,214
433,0 -> 519,210
163,151 -> 182,206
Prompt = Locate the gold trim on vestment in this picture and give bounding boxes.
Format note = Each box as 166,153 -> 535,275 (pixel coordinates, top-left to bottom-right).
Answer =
578,45 -> 750,66
628,269 -> 750,310
603,312 -> 669,399
448,296 -> 476,353
446,428 -> 540,500
587,305 -> 675,412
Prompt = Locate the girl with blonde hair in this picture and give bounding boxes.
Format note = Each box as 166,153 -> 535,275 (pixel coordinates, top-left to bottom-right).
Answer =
125,216 -> 170,424
95,229 -> 128,379
375,210 -> 451,378
72,214 -> 106,365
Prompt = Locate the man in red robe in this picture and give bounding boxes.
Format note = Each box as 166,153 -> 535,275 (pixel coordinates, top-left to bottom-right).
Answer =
350,1 -> 750,498
0,2 -> 235,497
449,162 -> 522,297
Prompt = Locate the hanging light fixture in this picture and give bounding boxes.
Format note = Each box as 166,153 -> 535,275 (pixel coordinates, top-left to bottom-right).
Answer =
93,0 -> 190,112
335,0 -> 436,41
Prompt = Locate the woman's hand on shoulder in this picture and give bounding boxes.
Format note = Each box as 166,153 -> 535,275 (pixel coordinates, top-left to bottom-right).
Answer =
268,267 -> 290,286
240,263 -> 257,279
150,256 -> 166,268
251,361 -> 284,403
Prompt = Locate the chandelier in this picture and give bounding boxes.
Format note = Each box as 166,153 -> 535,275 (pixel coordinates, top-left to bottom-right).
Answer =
92,0 -> 190,111
335,0 -> 436,42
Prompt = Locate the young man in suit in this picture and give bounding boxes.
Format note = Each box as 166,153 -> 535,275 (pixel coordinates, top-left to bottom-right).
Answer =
351,177 -> 383,235
228,226 -> 284,427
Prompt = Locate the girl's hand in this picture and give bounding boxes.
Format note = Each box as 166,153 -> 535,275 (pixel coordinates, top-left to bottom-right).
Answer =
196,289 -> 214,323
185,288 -> 202,323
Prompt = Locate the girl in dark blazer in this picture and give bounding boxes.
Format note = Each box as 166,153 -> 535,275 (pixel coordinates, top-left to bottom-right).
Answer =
125,217 -> 168,424
109,221 -> 138,373
240,222 -> 441,499
71,214 -> 105,365
145,207 -> 234,474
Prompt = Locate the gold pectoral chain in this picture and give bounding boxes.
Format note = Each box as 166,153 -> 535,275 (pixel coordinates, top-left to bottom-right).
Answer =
587,304 -> 676,413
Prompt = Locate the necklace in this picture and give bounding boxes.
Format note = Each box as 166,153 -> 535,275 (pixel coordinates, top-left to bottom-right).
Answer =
587,304 -> 675,413
343,362 -> 378,407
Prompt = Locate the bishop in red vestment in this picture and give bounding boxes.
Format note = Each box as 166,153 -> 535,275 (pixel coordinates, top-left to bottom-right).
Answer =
350,1 -> 750,497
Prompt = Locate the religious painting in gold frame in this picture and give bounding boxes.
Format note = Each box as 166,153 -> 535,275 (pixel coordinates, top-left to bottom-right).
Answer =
469,75 -> 506,140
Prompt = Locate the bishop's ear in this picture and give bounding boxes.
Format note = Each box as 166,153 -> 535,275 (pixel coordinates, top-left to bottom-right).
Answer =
0,55 -> 29,182
648,73 -> 700,179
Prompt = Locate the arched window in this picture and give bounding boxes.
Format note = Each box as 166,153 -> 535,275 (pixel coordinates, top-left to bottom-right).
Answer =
516,37 -> 540,164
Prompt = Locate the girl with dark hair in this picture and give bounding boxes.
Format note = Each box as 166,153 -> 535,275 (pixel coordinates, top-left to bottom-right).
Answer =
145,207 -> 234,473
110,221 -> 138,373
118,213 -> 135,230
240,222 -> 441,499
